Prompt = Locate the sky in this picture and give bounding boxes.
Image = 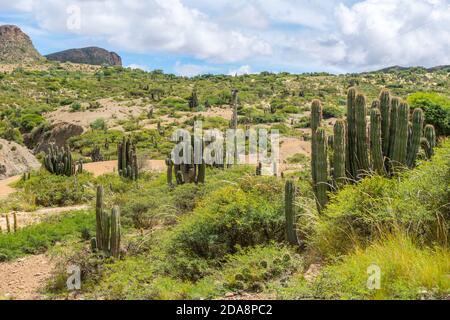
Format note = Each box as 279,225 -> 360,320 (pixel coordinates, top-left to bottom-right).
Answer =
1,0 -> 450,76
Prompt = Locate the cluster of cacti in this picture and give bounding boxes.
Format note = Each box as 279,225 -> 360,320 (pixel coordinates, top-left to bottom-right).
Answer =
21,172 -> 31,181
90,146 -> 104,162
1,212 -> 18,234
91,186 -> 121,258
166,156 -> 206,186
44,145 -> 83,176
310,88 -> 437,213
117,137 -> 138,180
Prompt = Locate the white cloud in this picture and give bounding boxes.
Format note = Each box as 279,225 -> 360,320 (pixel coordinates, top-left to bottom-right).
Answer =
2,0 -> 450,72
174,61 -> 213,76
228,65 -> 253,76
7,0 -> 272,63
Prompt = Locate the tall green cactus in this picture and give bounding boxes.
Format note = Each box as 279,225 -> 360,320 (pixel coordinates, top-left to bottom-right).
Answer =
94,186 -> 121,258
424,124 -> 436,157
312,127 -> 328,213
311,100 -> 323,187
379,89 -> 391,158
388,97 -> 400,161
166,157 -> 173,186
117,137 -> 138,180
333,120 -> 346,187
285,179 -> 298,245
355,94 -> 370,177
110,206 -> 121,258
406,108 -> 424,168
392,102 -> 410,169
346,88 -> 357,179
311,100 -> 323,133
370,108 -> 385,175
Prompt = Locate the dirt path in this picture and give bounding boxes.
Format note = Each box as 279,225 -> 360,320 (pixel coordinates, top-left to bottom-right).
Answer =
0,175 -> 20,199
0,254 -> 55,300
0,160 -> 166,199
0,205 -> 89,231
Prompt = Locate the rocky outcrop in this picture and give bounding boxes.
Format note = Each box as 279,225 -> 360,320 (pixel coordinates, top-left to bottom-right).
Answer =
45,47 -> 122,66
0,25 -> 43,64
0,139 -> 41,180
30,122 -> 84,154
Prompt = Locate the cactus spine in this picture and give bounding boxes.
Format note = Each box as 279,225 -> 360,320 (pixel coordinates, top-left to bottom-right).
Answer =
355,94 -> 370,177
312,127 -> 328,212
370,108 -> 385,175
333,120 -> 347,187
285,180 -> 298,245
406,108 -> 424,168
392,102 -> 410,169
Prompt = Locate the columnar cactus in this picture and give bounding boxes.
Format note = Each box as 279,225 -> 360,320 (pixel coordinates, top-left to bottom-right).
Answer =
110,206 -> 121,258
312,127 -> 328,212
284,179 -> 299,245
166,157 -> 173,186
379,89 -> 391,158
355,94 -> 370,177
311,100 -> 323,134
392,102 -> 410,168
333,120 -> 347,187
424,124 -> 436,157
44,145 -> 80,176
117,137 -> 138,180
231,89 -> 239,130
406,108 -> 424,168
5,213 -> 10,233
13,212 -> 17,233
388,97 -> 400,161
346,88 -> 357,179
311,100 -> 323,186
370,108 -> 385,175
94,186 -> 121,258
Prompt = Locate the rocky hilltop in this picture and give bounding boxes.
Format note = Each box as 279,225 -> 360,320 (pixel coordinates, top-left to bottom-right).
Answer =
45,47 -> 122,66
0,25 -> 43,64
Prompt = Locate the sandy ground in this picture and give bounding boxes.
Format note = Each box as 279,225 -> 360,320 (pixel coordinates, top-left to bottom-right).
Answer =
83,159 -> 166,177
0,175 -> 19,199
45,98 -> 148,130
0,254 -> 55,300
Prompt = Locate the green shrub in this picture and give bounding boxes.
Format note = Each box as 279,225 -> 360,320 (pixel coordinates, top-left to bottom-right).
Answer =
90,118 -> 107,131
170,185 -> 284,260
0,211 -> 94,261
407,92 -> 450,136
279,235 -> 450,300
14,171 -> 95,207
313,140 -> 450,258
